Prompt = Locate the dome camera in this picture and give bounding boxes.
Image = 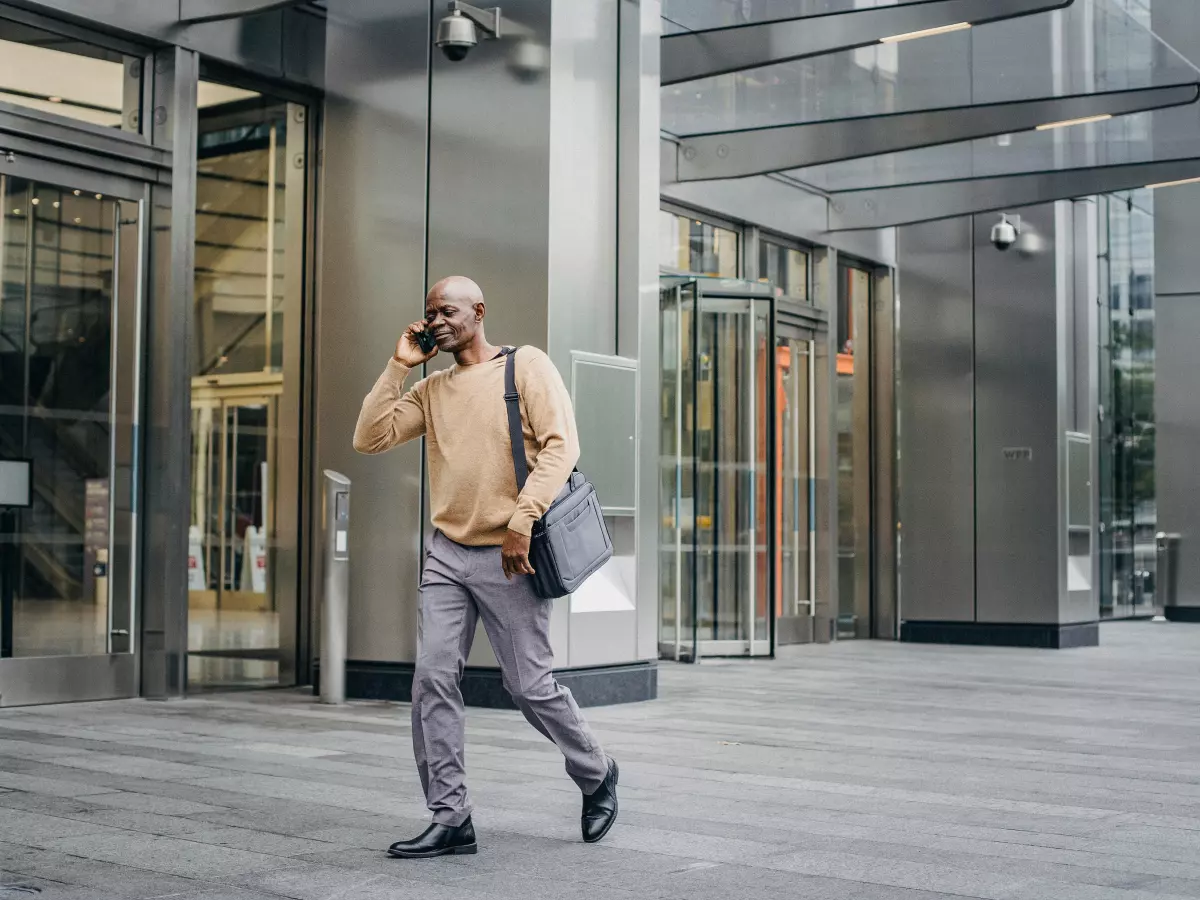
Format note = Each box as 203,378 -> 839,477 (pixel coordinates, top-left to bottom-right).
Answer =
1016,226 -> 1047,259
436,9 -> 478,61
990,213 -> 1019,251
432,3 -> 544,82
509,39 -> 550,82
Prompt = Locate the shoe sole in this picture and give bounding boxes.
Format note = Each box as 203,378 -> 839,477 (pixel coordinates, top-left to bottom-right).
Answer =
386,843 -> 477,859
583,759 -> 619,845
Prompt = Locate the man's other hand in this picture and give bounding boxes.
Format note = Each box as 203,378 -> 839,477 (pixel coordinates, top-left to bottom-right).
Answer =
501,529 -> 535,580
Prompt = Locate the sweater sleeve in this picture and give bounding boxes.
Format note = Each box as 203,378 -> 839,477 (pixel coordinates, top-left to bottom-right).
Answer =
352,358 -> 426,454
507,348 -> 580,536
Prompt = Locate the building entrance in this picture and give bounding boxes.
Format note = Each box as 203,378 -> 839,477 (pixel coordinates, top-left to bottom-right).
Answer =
0,155 -> 145,705
659,278 -> 820,659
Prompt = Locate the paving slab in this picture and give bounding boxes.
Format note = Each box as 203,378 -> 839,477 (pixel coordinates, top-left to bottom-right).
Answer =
0,621 -> 1196,900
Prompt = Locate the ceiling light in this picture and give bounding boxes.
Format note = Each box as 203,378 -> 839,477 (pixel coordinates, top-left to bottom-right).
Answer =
74,217 -> 81,224
1035,114 -> 1112,131
879,22 -> 971,44
95,193 -> 103,200
30,198 -> 39,205
47,96 -> 62,103
52,201 -> 60,209
12,208 -> 20,215
73,190 -> 81,196
1146,175 -> 1200,190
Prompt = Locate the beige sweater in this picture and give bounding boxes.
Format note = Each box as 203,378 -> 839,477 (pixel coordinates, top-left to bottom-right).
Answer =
352,346 -> 579,546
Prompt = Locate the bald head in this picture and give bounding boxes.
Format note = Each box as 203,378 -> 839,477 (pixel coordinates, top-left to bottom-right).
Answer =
424,274 -> 489,358
427,275 -> 484,306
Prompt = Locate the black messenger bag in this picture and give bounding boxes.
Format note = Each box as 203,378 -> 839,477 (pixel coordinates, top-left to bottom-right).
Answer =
503,348 -> 613,599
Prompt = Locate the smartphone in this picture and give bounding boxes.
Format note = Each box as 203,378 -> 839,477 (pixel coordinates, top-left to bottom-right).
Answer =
416,328 -> 437,354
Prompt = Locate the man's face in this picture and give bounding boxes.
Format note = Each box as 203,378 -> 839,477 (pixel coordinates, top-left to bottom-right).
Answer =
425,293 -> 480,352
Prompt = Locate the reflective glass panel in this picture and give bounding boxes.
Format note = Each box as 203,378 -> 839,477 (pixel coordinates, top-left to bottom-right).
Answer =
693,298 -> 772,646
660,209 -> 739,277
776,334 -> 812,623
1097,189 -> 1156,620
663,0 -> 899,33
837,264 -> 871,638
0,175 -> 136,658
659,281 -> 693,654
663,0 -> 1196,138
0,18 -> 141,132
659,279 -> 774,657
188,81 -> 299,689
759,240 -> 809,300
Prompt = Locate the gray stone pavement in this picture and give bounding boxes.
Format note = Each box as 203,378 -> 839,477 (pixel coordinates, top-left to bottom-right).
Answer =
1,620 -> 1200,900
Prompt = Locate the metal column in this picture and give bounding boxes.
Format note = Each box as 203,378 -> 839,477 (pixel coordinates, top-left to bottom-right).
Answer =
320,471 -> 351,705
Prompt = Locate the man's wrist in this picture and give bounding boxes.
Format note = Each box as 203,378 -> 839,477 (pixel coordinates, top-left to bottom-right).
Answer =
507,513 -> 534,537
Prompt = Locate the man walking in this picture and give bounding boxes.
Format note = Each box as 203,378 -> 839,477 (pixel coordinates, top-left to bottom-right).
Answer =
353,276 -> 618,858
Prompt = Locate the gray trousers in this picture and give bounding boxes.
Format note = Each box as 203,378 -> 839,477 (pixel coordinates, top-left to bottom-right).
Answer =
413,530 -> 608,825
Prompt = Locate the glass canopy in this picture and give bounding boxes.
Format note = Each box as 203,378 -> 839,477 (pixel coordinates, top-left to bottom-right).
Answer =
787,103 -> 1200,192
661,0 -> 1196,140
663,0 -> 907,34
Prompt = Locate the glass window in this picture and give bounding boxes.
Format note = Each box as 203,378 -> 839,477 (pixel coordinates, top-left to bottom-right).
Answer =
1097,190 -> 1156,620
837,263 -> 872,639
758,240 -> 809,301
189,80 -> 303,689
0,18 -> 141,132
659,209 -> 738,277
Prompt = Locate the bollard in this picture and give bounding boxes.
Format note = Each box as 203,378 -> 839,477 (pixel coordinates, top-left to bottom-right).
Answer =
321,470 -> 351,704
1154,532 -> 1181,623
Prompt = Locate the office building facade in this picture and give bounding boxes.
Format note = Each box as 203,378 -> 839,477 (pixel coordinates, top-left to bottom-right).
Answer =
1,0 -> 1198,707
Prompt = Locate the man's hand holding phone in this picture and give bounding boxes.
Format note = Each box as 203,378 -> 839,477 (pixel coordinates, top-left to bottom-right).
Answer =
394,321 -> 438,367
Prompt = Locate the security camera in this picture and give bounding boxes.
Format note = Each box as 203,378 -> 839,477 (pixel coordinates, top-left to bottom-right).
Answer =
434,3 -> 545,81
436,9 -> 479,62
1016,227 -> 1046,258
990,214 -> 1020,251
508,39 -> 550,82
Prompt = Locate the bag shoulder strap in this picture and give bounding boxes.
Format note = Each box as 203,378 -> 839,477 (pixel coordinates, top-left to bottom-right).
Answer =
502,347 -> 529,491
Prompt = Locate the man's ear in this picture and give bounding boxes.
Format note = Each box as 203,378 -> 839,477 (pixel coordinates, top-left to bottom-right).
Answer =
474,301 -> 486,322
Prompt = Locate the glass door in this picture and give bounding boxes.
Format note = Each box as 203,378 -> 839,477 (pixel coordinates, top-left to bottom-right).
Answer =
775,326 -> 815,642
0,159 -> 144,705
189,376 -> 281,687
837,263 -> 873,638
660,279 -> 775,660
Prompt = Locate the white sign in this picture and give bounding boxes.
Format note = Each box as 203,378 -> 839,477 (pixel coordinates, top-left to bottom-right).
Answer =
0,459 -> 31,508
187,525 -> 207,591
241,525 -> 268,593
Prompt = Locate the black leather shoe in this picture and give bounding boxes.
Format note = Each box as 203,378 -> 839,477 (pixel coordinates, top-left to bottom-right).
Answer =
386,818 -> 477,858
581,757 -> 619,843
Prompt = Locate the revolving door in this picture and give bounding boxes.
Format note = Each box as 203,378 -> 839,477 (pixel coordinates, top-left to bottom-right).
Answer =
659,278 -> 819,660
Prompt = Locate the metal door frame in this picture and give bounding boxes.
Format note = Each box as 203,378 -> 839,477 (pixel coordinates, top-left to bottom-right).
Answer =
774,302 -> 824,645
0,151 -> 148,706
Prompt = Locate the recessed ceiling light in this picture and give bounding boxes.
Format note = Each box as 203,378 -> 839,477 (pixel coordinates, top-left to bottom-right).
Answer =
1035,114 -> 1112,131
1146,175 -> 1200,190
879,22 -> 971,43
